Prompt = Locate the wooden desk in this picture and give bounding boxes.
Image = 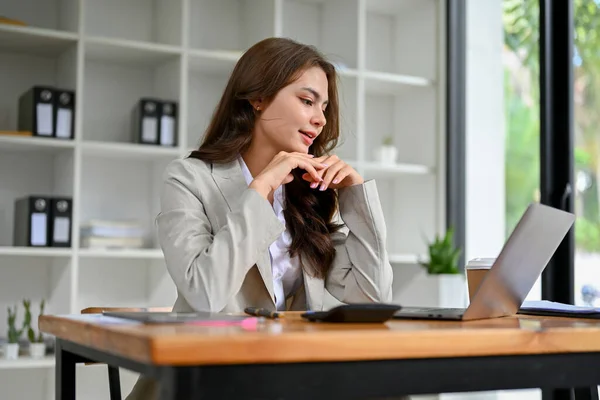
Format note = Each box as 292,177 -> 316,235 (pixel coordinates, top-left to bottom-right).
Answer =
40,312 -> 600,400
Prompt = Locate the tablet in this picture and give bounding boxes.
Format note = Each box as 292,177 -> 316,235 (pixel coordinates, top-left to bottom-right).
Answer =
103,311 -> 248,324
301,303 -> 402,323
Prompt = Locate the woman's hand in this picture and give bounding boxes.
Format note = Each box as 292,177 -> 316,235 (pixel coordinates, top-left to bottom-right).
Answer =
249,151 -> 327,199
302,154 -> 364,191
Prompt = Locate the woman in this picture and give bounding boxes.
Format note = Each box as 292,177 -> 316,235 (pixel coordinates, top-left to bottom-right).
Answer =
126,37 -> 394,399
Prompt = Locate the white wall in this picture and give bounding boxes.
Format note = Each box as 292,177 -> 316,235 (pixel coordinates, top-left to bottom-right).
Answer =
465,0 -> 506,263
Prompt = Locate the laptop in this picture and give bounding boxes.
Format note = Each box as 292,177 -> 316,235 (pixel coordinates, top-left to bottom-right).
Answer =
393,203 -> 575,321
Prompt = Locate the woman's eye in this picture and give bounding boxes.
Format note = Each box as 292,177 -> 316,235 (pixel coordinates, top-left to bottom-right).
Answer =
301,98 -> 313,106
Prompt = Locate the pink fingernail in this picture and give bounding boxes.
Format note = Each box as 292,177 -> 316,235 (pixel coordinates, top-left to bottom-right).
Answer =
310,182 -> 318,188
333,179 -> 339,184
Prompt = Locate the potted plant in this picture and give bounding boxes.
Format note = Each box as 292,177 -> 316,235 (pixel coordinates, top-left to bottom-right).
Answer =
23,299 -> 46,359
417,227 -> 467,307
4,305 -> 23,359
420,227 -> 461,275
374,136 -> 398,165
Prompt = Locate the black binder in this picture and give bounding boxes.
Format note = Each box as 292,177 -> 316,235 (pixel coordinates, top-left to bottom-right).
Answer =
132,98 -> 160,145
13,196 -> 51,247
159,100 -> 178,147
49,197 -> 72,247
18,86 -> 55,137
54,89 -> 75,140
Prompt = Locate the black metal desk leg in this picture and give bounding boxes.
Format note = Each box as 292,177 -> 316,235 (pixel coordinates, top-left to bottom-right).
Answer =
56,339 -> 76,400
573,387 -> 600,400
108,365 -> 122,400
159,367 -> 201,400
544,387 -> 600,400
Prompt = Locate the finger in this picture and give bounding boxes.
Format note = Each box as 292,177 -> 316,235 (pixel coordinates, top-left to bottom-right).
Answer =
294,155 -> 328,170
322,154 -> 339,165
331,167 -> 352,185
302,171 -> 325,182
297,159 -> 324,183
320,161 -> 345,190
290,152 -> 315,158
283,173 -> 294,184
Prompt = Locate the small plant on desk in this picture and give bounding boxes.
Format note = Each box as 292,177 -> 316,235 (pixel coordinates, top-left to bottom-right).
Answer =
4,305 -> 23,360
23,299 -> 46,359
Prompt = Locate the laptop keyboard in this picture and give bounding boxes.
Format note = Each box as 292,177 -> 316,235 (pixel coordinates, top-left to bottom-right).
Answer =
401,307 -> 466,314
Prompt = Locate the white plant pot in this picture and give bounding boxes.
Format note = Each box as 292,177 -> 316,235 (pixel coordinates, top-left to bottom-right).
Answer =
3,343 -> 19,360
392,266 -> 468,308
375,145 -> 398,165
29,342 -> 46,359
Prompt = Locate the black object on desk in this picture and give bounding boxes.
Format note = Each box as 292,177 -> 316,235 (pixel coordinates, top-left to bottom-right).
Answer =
244,307 -> 282,319
301,303 -> 402,323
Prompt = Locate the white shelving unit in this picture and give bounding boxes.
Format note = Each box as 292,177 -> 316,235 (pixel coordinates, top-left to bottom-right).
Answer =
0,0 -> 445,396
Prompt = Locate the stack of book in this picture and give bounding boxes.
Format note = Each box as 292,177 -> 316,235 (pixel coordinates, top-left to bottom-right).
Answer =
80,220 -> 145,249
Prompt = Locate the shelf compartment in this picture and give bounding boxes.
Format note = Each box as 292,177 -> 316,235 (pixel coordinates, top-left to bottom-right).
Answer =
0,356 -> 55,369
0,135 -> 74,153
188,49 -> 240,74
280,0 -> 359,69
364,85 -> 437,168
389,253 -> 422,264
0,152 -> 74,247
78,257 -> 176,311
0,247 -> 72,258
188,0 -> 275,52
82,48 -> 181,143
0,24 -> 78,57
335,74 -> 359,161
364,71 -> 432,96
0,37 -> 77,136
0,0 -> 79,33
81,141 -> 182,161
362,162 -> 431,179
78,248 -> 164,260
377,174 -> 438,256
84,37 -> 181,67
84,0 -> 182,46
78,157 -> 169,251
186,59 -> 233,149
365,0 -> 437,79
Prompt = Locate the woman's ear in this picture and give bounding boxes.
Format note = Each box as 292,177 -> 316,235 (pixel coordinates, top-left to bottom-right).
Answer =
249,99 -> 263,111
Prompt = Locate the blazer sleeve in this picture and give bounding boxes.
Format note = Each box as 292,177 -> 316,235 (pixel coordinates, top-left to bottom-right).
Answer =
156,159 -> 284,312
325,179 -> 394,304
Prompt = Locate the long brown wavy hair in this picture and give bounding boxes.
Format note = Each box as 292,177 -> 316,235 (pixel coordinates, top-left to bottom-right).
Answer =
188,37 -> 343,279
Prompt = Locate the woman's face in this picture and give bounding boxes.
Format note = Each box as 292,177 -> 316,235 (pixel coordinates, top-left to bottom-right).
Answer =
253,66 -> 329,154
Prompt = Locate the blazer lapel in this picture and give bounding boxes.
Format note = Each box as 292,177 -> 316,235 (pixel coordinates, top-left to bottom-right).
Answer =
211,160 -> 276,305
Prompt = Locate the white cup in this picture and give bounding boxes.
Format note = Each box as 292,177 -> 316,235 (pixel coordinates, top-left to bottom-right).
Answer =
465,258 -> 496,301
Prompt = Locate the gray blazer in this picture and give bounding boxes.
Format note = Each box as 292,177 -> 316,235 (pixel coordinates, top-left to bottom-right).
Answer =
125,156 -> 393,399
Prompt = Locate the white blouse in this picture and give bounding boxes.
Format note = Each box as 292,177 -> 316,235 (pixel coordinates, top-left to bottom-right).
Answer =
238,157 -> 303,310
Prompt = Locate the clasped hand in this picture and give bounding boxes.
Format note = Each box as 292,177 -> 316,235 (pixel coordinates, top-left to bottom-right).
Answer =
249,151 -> 364,200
